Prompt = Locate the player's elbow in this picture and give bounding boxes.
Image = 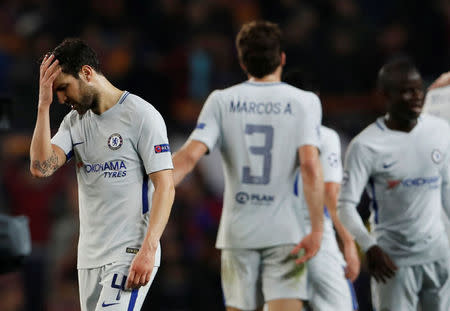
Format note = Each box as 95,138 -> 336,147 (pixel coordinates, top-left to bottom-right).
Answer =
300,159 -> 321,180
29,161 -> 53,178
30,166 -> 46,178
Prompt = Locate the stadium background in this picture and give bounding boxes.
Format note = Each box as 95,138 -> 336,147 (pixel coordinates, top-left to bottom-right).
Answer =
0,0 -> 449,310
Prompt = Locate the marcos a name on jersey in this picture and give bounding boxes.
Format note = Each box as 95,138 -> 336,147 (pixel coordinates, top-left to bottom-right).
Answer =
229,101 -> 293,115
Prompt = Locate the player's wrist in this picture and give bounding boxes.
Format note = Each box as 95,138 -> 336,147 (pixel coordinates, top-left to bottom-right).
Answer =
38,102 -> 51,112
310,229 -> 323,238
340,231 -> 355,245
142,239 -> 159,252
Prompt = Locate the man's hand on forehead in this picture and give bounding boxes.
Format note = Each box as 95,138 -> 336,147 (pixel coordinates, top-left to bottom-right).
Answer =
38,53 -> 62,108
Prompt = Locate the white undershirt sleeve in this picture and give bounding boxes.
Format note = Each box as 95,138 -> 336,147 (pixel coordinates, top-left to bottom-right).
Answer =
338,201 -> 377,252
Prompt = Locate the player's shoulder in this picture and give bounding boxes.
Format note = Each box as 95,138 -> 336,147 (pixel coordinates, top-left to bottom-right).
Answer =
123,92 -> 162,119
282,82 -> 317,96
320,126 -> 340,152
220,81 -> 318,99
320,126 -> 339,141
420,113 -> 450,131
282,82 -> 320,103
62,109 -> 81,126
355,117 -> 387,142
346,118 -> 386,155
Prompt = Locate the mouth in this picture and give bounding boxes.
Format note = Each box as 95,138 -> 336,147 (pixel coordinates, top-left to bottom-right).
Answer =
409,102 -> 423,114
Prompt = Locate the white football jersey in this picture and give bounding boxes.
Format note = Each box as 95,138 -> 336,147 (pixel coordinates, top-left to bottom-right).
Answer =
339,115 -> 450,266
52,92 -> 173,268
189,81 -> 322,249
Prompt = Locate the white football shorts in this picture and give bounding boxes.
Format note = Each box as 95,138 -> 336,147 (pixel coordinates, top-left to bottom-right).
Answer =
221,244 -> 308,310
78,261 -> 158,311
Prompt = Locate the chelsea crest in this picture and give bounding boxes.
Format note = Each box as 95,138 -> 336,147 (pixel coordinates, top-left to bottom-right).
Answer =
108,133 -> 123,150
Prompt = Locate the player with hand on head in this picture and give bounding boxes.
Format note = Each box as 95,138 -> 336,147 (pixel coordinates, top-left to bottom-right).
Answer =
172,21 -> 324,311
284,69 -> 360,311
29,38 -> 175,311
338,57 -> 450,311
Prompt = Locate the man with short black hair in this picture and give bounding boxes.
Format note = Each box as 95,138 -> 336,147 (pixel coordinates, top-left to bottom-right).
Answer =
30,38 -> 175,311
338,57 -> 450,310
173,21 -> 324,311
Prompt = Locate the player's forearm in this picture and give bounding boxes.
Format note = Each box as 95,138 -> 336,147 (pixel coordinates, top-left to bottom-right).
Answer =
333,217 -> 355,248
301,161 -> 324,233
338,201 -> 376,251
172,150 -> 196,186
30,106 -> 58,177
142,177 -> 175,250
172,141 -> 206,186
326,196 -> 354,245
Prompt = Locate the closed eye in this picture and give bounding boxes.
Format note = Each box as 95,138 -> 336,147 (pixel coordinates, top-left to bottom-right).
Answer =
55,84 -> 67,92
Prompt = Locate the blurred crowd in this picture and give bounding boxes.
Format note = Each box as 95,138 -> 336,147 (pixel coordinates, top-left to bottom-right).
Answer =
1,0 -> 450,310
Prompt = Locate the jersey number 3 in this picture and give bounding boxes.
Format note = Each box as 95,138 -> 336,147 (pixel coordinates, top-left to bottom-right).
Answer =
242,124 -> 273,185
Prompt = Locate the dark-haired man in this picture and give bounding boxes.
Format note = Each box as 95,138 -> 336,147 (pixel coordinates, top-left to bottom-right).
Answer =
338,58 -> 450,310
30,38 -> 175,311
173,21 -> 324,311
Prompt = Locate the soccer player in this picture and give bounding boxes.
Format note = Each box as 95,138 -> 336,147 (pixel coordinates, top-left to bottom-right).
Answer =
283,70 -> 360,310
338,57 -> 450,311
29,39 -> 175,311
172,21 -> 324,311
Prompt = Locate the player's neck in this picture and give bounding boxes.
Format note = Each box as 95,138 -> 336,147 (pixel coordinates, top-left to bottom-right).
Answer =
384,114 -> 418,132
91,76 -> 124,114
248,67 -> 282,83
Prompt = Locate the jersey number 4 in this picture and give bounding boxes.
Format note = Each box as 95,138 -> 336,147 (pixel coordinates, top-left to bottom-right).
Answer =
242,124 -> 273,185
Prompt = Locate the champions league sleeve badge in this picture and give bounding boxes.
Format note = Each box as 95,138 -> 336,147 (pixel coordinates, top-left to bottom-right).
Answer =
108,133 -> 123,150
431,149 -> 443,164
154,144 -> 170,153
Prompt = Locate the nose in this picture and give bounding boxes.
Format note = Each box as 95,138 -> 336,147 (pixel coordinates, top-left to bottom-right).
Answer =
56,91 -> 66,104
413,89 -> 424,100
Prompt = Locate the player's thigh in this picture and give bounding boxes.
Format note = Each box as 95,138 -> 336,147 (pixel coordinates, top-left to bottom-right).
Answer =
419,258 -> 450,311
308,250 -> 354,311
371,265 -> 419,311
221,248 -> 263,310
261,244 -> 307,303
95,263 -> 158,311
79,267 -> 103,311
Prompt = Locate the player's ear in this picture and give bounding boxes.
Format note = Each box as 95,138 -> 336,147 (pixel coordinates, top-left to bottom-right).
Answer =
239,61 -> 247,73
80,65 -> 94,82
281,52 -> 286,67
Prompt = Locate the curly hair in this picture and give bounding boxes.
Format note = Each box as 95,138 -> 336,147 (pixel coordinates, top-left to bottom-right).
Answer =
51,38 -> 101,78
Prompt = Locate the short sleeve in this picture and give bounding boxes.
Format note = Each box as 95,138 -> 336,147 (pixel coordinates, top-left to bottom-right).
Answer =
339,139 -> 373,205
188,90 -> 222,152
137,106 -> 174,174
297,93 -> 322,149
320,129 -> 342,183
51,114 -> 73,160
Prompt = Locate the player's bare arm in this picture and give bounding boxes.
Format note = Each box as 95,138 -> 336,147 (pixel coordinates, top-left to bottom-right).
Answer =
172,140 -> 208,186
428,71 -> 450,90
324,182 -> 361,281
291,145 -> 324,264
126,169 -> 175,290
30,53 -> 65,178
